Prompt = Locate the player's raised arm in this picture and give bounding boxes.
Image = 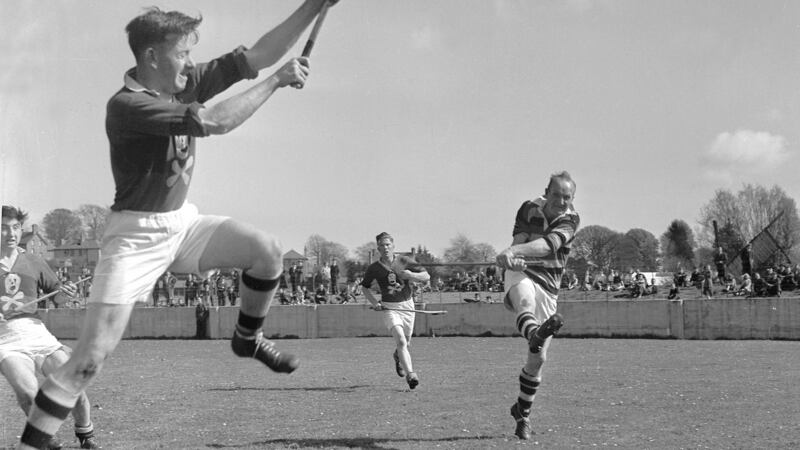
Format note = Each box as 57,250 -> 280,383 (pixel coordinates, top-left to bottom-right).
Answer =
244,0 -> 333,71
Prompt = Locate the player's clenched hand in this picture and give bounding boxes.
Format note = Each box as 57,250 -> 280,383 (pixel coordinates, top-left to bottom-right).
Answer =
58,282 -> 78,298
274,57 -> 310,88
496,249 -> 527,271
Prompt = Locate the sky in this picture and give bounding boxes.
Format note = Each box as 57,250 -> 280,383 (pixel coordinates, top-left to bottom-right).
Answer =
3,0 -> 800,258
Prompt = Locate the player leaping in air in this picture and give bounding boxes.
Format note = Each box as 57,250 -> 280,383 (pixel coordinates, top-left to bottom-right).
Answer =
17,2 -> 336,449
495,171 -> 580,440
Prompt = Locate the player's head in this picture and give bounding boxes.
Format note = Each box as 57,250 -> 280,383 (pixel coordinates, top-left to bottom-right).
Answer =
1,205 -> 28,252
126,7 -> 202,94
543,170 -> 576,218
375,232 -> 395,258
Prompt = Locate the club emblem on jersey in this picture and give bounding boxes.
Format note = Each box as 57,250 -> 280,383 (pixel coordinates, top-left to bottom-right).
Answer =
386,272 -> 403,294
0,273 -> 25,320
166,135 -> 193,187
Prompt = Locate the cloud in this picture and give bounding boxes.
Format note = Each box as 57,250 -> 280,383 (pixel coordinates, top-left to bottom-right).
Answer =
703,130 -> 791,182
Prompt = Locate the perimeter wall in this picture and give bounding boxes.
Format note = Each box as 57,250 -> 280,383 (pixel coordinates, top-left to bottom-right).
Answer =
39,298 -> 799,340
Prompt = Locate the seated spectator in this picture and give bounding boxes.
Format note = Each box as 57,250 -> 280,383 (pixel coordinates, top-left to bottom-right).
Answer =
674,267 -> 688,288
780,266 -> 797,291
592,271 -> 608,291
753,272 -> 766,297
580,271 -> 592,291
721,273 -> 736,293
649,277 -> 658,295
314,285 -> 328,304
667,282 -> 680,300
630,272 -> 648,298
763,268 -> 782,297
277,288 -> 291,305
689,267 -> 701,288
608,270 -> 624,291
734,273 -> 753,297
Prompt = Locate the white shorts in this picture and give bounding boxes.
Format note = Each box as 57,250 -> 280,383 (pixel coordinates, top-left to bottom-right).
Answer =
504,271 -> 557,325
0,318 -> 65,368
89,203 -> 228,305
383,299 -> 415,337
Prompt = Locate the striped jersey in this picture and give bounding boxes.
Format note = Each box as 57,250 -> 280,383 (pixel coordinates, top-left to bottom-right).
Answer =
512,197 -> 580,296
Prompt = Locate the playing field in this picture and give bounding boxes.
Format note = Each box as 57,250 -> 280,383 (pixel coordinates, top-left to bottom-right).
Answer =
1,337 -> 798,449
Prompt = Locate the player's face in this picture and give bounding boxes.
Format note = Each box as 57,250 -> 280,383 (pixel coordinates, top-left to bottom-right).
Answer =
155,33 -> 196,94
1,217 -> 22,252
543,178 -> 575,218
377,238 -> 394,259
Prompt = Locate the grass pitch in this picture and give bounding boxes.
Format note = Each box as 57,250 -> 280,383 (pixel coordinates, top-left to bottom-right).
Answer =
1,337 -> 798,449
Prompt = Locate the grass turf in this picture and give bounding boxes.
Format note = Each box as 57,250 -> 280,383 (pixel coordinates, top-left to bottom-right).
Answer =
1,337 -> 798,449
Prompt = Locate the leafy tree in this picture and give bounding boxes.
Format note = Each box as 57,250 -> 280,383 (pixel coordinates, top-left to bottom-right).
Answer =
699,184 -> 800,252
443,234 -> 481,263
625,228 -> 660,271
304,234 -> 348,269
612,235 -> 642,270
354,241 -> 377,264
42,208 -> 82,246
473,243 -> 497,262
572,225 -> 621,270
660,219 -> 695,271
75,204 -> 109,241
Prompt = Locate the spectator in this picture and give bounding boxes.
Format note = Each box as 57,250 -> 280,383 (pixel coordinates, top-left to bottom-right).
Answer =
740,243 -> 753,277
649,277 -> 658,295
721,273 -> 736,293
195,300 -> 209,339
288,262 -> 298,293
674,266 -> 688,288
764,267 -> 781,297
667,282 -> 680,300
713,247 -> 727,285
592,270 -> 607,291
700,265 -> 714,299
567,272 -> 579,290
330,259 -> 340,295
753,272 -> 766,297
631,272 -> 648,298
165,271 -> 177,306
277,288 -> 291,305
608,270 -> 624,291
735,273 -> 753,297
689,267 -> 701,288
314,284 -> 328,304
319,262 -> 331,291
185,274 -> 198,306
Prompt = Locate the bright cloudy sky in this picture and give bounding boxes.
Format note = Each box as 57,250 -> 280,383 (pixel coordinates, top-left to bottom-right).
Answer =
3,0 -> 800,257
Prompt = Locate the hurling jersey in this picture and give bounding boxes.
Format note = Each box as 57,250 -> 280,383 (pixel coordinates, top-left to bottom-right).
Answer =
106,46 -> 257,212
0,249 -> 59,322
361,260 -> 420,303
512,197 -> 580,296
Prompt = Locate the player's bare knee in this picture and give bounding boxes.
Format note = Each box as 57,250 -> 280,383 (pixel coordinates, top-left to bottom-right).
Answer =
247,233 -> 283,278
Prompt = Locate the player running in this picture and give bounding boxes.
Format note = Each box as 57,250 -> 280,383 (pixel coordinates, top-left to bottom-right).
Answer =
1,206 -> 101,449
495,171 -> 580,440
361,232 -> 430,390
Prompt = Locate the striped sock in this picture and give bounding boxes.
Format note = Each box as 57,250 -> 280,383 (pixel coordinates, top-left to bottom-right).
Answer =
235,312 -> 265,337
516,312 -> 538,340
517,368 -> 541,416
21,376 -> 79,449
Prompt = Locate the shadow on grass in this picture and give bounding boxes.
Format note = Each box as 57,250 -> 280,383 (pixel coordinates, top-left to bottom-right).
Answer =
206,434 -> 506,449
207,385 -> 373,393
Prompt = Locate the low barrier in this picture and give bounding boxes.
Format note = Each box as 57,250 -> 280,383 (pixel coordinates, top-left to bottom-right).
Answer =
38,297 -> 800,340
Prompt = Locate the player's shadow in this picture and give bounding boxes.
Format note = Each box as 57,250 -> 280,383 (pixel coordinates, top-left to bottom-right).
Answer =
206,434 -> 505,449
207,384 -> 372,393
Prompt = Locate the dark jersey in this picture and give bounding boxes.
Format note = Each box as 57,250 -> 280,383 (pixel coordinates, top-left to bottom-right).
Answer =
106,46 -> 257,212
360,260 -> 419,303
512,197 -> 580,296
0,250 -> 60,322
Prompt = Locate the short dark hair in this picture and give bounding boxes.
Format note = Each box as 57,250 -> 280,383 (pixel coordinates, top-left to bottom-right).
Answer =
126,7 -> 202,60
375,232 -> 394,244
1,205 -> 28,223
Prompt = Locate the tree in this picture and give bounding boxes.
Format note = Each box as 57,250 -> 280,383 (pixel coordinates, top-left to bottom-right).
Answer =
571,225 -> 621,271
473,243 -> 497,262
625,228 -> 660,271
304,234 -> 348,268
699,184 -> 800,253
354,241 -> 377,264
443,234 -> 481,263
612,235 -> 642,270
42,208 -> 82,246
660,219 -> 695,271
75,204 -> 109,241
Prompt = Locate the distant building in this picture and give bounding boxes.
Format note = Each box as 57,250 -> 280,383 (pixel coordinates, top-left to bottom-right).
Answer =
19,224 -> 50,260
51,238 -> 101,277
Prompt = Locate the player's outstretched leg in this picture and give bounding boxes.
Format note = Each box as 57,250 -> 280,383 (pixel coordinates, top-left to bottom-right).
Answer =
528,313 -> 563,354
510,401 -> 532,440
